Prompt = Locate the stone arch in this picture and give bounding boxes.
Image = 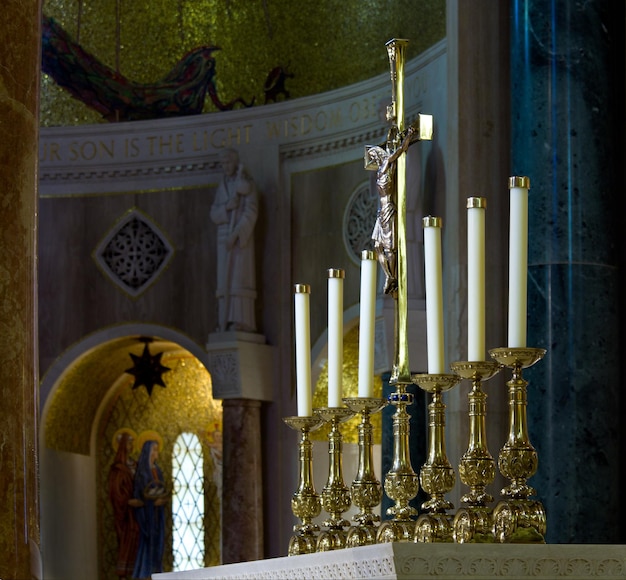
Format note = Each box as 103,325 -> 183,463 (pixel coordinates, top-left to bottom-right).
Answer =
39,324 -> 217,579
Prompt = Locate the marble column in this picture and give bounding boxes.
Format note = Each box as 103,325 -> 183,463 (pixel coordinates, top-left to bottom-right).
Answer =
510,0 -> 624,543
0,1 -> 41,578
206,332 -> 273,561
221,399 -> 264,563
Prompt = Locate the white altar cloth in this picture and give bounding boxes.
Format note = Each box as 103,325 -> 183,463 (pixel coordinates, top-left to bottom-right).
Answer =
155,542 -> 626,579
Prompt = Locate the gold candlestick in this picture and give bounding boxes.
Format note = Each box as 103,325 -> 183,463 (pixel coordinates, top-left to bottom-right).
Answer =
343,397 -> 387,547
411,373 -> 460,542
449,360 -> 501,543
283,415 -> 323,555
376,383 -> 420,543
314,407 -> 353,551
489,347 -> 547,543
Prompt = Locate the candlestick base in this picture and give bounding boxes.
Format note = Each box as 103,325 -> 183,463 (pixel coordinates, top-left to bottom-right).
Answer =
284,415 -> 324,555
453,507 -> 496,544
411,373 -> 460,543
492,499 -> 546,544
314,407 -> 353,551
415,513 -> 454,543
489,347 -> 547,544
449,360 -> 501,543
343,397 -> 387,548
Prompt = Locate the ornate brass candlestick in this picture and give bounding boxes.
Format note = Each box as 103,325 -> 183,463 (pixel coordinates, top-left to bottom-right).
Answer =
283,415 -> 323,555
314,406 -> 353,551
489,347 -> 546,543
449,360 -> 501,543
343,397 -> 387,547
376,383 -> 420,543
411,373 -> 460,542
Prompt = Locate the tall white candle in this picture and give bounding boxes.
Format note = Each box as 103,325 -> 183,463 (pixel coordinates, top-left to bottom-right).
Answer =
294,284 -> 312,416
327,269 -> 345,407
467,197 -> 486,361
423,216 -> 445,374
508,176 -> 530,348
358,251 -> 377,398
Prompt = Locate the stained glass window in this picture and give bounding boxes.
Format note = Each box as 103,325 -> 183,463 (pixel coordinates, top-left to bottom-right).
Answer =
172,432 -> 205,571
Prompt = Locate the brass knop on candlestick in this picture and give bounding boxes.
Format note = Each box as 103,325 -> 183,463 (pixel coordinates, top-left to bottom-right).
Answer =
489,347 -> 547,544
411,373 -> 460,543
283,415 -> 323,555
314,406 -> 353,551
343,397 -> 387,547
449,360 -> 501,543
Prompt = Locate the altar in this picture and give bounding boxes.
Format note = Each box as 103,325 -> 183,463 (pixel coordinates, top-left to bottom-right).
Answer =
155,543 -> 626,579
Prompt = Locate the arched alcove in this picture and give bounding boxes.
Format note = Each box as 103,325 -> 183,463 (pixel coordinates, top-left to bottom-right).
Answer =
40,325 -> 222,579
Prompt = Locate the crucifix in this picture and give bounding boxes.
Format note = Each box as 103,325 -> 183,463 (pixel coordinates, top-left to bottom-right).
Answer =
366,38 -> 433,385
367,39 -> 436,540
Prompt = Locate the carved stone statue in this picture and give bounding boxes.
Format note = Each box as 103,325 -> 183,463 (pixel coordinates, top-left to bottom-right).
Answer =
210,148 -> 258,332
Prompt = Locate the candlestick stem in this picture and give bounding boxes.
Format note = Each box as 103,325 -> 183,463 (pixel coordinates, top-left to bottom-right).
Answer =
489,347 -> 547,543
314,407 -> 353,551
343,397 -> 387,547
376,382 -> 420,543
283,415 -> 323,555
411,373 -> 460,542
450,360 -> 500,543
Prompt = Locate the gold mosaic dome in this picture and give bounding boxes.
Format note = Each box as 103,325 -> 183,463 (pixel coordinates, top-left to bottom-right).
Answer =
41,0 -> 445,126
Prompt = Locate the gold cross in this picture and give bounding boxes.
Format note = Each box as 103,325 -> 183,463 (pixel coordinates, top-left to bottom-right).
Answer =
380,39 -> 433,384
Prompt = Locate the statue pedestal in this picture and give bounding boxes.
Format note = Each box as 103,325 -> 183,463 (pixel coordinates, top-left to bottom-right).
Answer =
205,332 -> 275,563
206,331 -> 274,401
155,543 -> 625,579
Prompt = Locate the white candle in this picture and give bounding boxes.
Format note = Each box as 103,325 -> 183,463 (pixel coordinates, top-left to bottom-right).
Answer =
327,269 -> 345,407
294,284 -> 312,416
467,197 -> 486,361
423,216 -> 445,374
358,251 -> 377,397
508,176 -> 530,348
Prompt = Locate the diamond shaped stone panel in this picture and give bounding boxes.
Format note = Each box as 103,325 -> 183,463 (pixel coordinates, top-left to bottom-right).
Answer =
95,209 -> 173,297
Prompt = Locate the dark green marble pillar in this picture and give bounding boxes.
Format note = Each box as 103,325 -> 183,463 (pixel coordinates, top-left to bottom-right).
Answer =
510,0 -> 624,543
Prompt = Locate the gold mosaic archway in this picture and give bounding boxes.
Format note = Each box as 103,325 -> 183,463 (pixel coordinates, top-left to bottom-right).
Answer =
42,336 -> 223,576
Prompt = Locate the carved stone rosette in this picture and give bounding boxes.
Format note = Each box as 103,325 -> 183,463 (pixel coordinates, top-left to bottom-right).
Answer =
489,347 -> 547,543
449,360 -> 501,543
